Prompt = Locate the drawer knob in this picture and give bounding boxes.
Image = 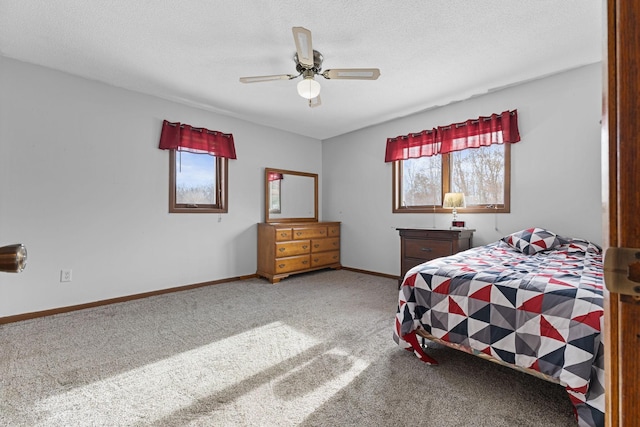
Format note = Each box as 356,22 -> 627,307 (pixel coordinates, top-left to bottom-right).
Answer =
278,264 -> 285,268
302,260 -> 308,265
421,247 -> 433,252
278,248 -> 285,252
302,245 -> 308,249
314,244 -> 320,248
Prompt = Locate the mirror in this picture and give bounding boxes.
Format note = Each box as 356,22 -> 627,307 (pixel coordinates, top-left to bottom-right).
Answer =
265,168 -> 318,223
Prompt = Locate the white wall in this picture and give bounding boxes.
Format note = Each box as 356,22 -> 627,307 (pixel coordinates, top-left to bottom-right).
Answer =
322,64 -> 603,276
0,57 -> 322,317
0,58 -> 602,317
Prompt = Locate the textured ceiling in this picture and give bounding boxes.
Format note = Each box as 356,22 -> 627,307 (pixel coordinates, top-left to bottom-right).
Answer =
0,1 -> 602,140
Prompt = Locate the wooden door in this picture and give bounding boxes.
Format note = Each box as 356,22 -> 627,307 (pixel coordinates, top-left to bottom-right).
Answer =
603,1 -> 640,425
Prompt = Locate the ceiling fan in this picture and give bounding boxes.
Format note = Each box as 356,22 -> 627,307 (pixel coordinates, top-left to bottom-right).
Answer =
239,27 -> 381,108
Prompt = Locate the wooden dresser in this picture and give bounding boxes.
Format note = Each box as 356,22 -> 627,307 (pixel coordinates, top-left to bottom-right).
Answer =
257,222 -> 341,283
397,228 -> 475,285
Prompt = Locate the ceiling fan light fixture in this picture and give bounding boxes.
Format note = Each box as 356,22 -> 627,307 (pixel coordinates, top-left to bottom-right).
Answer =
297,77 -> 321,99
240,27 -> 380,107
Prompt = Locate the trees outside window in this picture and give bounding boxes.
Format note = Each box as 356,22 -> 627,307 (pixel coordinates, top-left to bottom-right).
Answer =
393,143 -> 510,213
169,150 -> 228,213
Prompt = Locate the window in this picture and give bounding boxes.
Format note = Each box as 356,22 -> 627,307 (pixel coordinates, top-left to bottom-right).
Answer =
158,120 -> 236,214
392,142 -> 511,213
388,110 -> 518,214
169,150 -> 228,213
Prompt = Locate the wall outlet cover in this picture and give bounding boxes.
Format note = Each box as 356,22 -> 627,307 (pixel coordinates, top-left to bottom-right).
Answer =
60,269 -> 72,282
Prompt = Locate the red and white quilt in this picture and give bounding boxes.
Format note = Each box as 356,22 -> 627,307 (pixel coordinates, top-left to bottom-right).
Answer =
394,239 -> 604,427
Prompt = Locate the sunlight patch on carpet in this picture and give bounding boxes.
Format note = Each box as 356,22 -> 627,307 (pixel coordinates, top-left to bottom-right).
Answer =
31,322 -> 321,425
184,347 -> 371,425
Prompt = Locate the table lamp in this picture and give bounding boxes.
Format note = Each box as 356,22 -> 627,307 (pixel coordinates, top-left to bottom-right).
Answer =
442,192 -> 466,228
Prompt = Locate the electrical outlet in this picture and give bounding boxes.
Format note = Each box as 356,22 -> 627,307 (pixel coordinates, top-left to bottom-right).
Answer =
60,269 -> 72,282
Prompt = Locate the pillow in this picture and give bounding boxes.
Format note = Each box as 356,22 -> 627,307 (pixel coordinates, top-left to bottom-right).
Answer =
501,227 -> 568,255
564,238 -> 603,254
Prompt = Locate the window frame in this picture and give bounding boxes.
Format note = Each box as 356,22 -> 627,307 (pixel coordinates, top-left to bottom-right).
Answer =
169,150 -> 228,214
392,143 -> 511,214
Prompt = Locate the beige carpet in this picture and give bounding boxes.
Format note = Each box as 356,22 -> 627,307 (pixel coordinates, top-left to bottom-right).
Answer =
0,269 -> 577,426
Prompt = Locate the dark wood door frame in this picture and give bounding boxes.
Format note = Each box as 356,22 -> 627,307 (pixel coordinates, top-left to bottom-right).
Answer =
603,1 -> 640,425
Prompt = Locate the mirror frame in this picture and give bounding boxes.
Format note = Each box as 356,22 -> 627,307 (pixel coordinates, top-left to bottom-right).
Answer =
264,168 -> 318,223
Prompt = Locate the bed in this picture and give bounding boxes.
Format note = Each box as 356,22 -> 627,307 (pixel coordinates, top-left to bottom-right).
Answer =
393,228 -> 604,427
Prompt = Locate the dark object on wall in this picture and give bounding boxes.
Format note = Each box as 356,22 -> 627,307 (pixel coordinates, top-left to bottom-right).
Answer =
0,244 -> 27,273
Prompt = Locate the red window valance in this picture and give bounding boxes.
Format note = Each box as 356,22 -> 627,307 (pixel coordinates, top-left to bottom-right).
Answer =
158,120 -> 237,159
384,110 -> 520,162
268,172 -> 284,181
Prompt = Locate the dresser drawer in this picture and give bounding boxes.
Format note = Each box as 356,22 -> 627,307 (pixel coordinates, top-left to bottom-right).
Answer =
327,225 -> 340,237
311,237 -> 340,253
275,240 -> 311,257
397,228 -> 475,288
274,228 -> 293,241
275,255 -> 311,273
404,238 -> 452,260
311,251 -> 340,267
292,226 -> 327,239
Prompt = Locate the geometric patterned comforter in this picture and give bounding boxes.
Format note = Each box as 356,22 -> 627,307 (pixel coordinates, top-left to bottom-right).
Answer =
393,239 -> 604,427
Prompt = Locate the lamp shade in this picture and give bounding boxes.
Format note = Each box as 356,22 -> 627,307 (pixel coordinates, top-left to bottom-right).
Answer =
442,192 -> 466,209
297,77 -> 321,99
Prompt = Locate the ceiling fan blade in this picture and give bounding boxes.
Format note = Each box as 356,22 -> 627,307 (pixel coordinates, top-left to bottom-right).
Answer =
322,68 -> 381,80
239,74 -> 296,83
292,27 -> 314,67
308,96 -> 321,108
